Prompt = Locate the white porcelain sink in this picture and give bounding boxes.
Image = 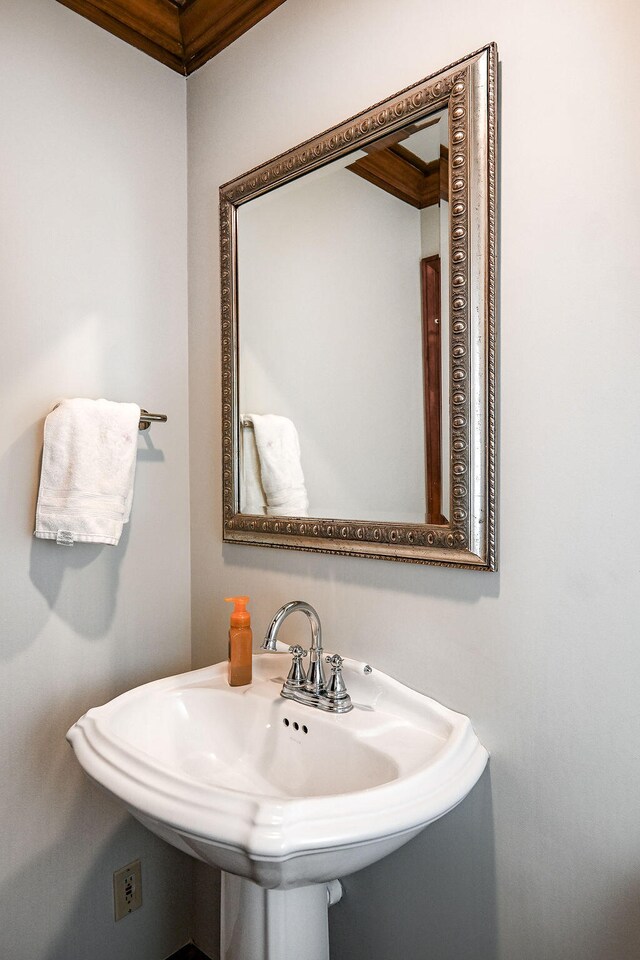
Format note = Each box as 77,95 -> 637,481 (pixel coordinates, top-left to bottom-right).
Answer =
68,653 -> 487,960
68,653 -> 487,882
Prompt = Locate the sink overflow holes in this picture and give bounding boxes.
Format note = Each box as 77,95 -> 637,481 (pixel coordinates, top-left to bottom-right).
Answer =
283,718 -> 308,734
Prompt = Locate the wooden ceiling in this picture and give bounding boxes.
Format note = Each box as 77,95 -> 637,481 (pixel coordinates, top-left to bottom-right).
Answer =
56,0 -> 287,75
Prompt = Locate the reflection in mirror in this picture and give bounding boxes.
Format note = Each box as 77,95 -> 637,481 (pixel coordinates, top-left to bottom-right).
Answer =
238,108 -> 450,525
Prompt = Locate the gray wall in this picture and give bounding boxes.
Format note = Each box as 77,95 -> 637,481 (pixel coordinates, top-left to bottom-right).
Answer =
0,2 -> 192,957
187,1 -> 640,958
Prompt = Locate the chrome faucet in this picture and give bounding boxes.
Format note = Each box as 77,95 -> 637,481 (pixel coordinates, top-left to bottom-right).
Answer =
262,601 -> 353,714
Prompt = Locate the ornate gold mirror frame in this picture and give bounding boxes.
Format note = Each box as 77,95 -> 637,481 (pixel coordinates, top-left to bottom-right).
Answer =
221,43 -> 497,569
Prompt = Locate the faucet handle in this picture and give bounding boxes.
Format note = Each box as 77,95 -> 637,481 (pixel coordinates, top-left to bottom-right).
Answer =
325,653 -> 344,671
284,645 -> 308,692
320,653 -> 353,713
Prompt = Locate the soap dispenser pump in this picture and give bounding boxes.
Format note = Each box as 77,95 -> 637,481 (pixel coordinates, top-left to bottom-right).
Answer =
225,596 -> 252,686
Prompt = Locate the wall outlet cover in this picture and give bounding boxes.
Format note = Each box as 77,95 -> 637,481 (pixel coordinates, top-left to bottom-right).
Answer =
113,859 -> 142,921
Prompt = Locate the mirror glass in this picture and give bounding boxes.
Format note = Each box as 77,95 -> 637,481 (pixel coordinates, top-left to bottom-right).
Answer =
238,108 -> 450,525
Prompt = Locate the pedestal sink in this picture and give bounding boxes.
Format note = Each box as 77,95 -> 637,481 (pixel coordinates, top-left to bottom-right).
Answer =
67,654 -> 487,960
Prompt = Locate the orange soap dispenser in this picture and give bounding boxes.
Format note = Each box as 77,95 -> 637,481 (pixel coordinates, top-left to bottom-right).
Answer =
225,596 -> 253,686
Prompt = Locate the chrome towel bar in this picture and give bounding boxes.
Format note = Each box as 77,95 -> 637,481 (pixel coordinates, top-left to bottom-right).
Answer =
139,409 -> 167,431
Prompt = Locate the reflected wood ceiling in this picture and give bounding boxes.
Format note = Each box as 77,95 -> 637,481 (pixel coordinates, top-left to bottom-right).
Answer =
348,144 -> 449,209
56,0 -> 287,75
347,123 -> 449,209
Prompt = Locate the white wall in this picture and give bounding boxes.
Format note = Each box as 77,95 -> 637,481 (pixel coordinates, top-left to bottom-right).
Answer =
187,2 -> 640,959
0,2 -> 192,957
238,160 -> 425,522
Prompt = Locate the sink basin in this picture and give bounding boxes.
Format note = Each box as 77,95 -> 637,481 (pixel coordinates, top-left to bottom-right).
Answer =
67,653 -> 488,890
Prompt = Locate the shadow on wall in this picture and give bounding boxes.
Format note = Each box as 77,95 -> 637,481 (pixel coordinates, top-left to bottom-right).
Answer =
599,881 -> 640,960
24,422 -> 167,649
329,767 -> 497,960
0,657 -> 192,959
329,762 -> 640,960
29,524 -> 128,641
222,541 -> 501,604
192,860 -> 222,960
0,789 -> 191,960
0,421 -> 130,659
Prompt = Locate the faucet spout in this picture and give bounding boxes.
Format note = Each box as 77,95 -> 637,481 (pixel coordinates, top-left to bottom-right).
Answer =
262,601 -> 325,695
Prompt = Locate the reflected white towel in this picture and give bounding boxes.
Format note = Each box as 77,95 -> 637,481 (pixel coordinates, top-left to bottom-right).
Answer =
243,414 -> 309,517
34,398 -> 140,546
241,424 -> 267,515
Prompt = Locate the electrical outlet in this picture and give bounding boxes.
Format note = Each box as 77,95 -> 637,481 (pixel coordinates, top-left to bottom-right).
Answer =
113,860 -> 142,921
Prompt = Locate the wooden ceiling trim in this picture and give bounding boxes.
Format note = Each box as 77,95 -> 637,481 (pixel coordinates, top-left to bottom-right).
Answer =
57,0 -> 184,70
89,0 -> 181,47
181,0 -> 286,74
56,0 -> 287,75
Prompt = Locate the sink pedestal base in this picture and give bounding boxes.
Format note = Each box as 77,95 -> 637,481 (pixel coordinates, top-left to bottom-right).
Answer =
221,872 -> 341,960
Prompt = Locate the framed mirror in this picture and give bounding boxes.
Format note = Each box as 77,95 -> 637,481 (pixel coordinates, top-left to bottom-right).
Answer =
221,43 -> 497,569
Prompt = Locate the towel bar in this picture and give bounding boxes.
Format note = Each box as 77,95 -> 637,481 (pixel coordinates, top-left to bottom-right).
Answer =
139,410 -> 167,431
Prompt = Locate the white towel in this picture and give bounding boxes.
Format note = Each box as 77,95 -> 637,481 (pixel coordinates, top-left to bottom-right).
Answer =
34,398 -> 140,546
242,414 -> 309,517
